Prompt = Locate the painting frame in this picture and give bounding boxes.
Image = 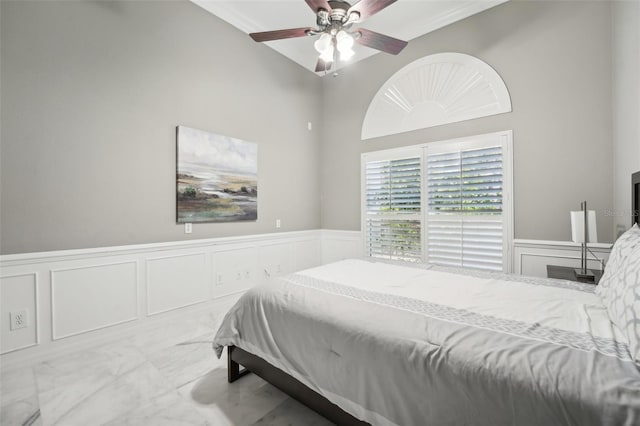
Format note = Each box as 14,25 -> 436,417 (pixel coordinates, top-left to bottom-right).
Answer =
176,126 -> 258,223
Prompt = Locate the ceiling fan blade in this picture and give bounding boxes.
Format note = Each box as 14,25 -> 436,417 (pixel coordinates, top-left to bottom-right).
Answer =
354,28 -> 407,55
315,58 -> 332,73
348,0 -> 397,21
305,0 -> 332,13
250,28 -> 313,42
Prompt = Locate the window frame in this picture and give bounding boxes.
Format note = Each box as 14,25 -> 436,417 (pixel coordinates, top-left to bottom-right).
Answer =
361,130 -> 514,272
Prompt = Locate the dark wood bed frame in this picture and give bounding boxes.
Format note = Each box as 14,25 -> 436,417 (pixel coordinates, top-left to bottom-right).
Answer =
226,171 -> 640,426
633,171 -> 639,226
228,346 -> 369,425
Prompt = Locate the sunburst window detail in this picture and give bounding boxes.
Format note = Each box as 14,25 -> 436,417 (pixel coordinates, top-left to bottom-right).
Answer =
361,53 -> 512,140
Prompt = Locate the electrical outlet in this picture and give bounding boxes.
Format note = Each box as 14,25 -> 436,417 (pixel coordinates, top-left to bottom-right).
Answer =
184,223 -> 193,234
10,310 -> 28,331
276,219 -> 281,229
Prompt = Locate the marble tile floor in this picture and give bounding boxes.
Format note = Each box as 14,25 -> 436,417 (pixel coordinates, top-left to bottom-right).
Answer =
0,308 -> 334,426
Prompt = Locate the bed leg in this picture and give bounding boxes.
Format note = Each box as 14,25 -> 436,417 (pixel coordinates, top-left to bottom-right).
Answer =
227,346 -> 251,383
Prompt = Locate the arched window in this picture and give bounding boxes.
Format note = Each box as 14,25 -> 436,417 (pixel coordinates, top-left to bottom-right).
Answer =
362,53 -> 512,140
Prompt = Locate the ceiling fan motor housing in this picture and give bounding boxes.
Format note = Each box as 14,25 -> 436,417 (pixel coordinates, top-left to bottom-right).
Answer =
328,1 -> 350,20
315,1 -> 359,32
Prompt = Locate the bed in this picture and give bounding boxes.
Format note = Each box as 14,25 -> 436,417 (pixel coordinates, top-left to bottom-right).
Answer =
213,175 -> 640,425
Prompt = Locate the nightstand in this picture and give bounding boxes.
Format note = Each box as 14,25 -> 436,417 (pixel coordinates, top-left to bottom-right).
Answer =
546,265 -> 602,285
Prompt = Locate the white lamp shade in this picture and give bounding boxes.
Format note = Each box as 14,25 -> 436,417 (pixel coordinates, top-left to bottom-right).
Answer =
570,210 -> 598,243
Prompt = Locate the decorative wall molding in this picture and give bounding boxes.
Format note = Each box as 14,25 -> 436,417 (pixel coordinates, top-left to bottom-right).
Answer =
0,229 -> 348,366
362,53 -> 512,140
513,239 -> 612,277
0,230 -> 322,265
0,272 -> 39,354
51,261 -> 139,340
145,252 -> 208,316
320,229 -> 363,264
212,247 -> 260,299
293,239 -> 322,271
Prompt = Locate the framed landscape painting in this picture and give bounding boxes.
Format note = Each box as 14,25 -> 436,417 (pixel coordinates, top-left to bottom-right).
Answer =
176,126 -> 258,223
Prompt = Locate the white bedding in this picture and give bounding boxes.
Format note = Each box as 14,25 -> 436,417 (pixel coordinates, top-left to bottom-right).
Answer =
214,259 -> 640,425
301,260 -> 624,341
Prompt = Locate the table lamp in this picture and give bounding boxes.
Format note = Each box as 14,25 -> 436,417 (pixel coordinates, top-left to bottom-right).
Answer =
570,201 -> 597,282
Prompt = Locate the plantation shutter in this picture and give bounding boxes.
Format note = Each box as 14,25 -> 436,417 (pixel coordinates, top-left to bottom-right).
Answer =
364,157 -> 422,261
426,146 -> 505,271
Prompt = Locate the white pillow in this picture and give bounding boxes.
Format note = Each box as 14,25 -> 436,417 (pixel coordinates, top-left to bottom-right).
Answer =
596,224 -> 640,361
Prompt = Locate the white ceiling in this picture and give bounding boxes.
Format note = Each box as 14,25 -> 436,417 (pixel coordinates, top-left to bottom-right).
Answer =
192,0 -> 508,76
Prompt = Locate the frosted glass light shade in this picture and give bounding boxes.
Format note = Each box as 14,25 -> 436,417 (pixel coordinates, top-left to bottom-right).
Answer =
361,53 -> 512,140
336,30 -> 354,51
319,45 -> 334,62
314,33 -> 332,53
340,47 -> 355,60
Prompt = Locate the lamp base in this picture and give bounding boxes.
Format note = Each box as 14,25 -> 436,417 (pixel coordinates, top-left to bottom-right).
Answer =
574,269 -> 596,283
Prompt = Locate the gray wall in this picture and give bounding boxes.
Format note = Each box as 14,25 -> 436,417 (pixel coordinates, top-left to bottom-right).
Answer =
319,0 -> 615,243
612,1 -> 640,237
1,0 -> 626,254
0,0 -> 321,254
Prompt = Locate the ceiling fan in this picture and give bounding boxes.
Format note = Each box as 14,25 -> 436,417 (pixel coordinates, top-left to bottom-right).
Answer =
249,0 -> 408,73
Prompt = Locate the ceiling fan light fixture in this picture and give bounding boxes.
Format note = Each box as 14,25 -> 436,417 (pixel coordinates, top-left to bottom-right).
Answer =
336,30 -> 354,51
248,0 -> 407,73
339,47 -> 355,61
314,33 -> 332,53
319,44 -> 335,62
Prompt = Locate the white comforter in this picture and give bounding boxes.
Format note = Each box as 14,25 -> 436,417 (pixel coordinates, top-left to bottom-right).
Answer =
214,259 -> 640,425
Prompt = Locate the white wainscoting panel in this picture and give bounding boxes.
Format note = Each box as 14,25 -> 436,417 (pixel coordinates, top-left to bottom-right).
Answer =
146,253 -> 208,316
51,261 -> 138,340
294,239 -> 322,271
513,240 -> 612,278
0,273 -> 39,354
321,230 -> 363,264
0,229 -> 364,366
212,247 -> 259,298
258,243 -> 293,282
